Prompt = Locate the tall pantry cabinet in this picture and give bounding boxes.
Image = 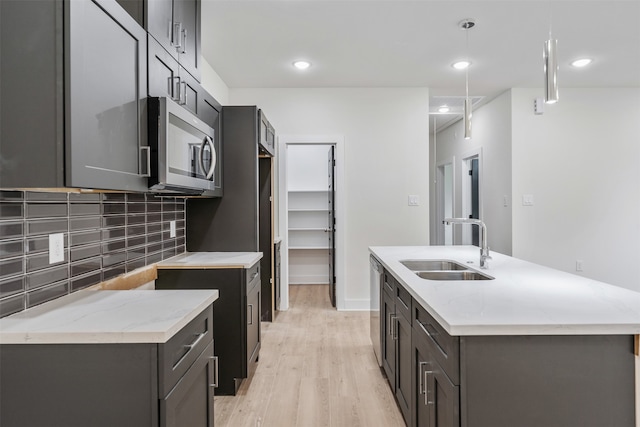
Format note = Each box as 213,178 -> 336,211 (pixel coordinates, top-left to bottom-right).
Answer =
187,106 -> 277,321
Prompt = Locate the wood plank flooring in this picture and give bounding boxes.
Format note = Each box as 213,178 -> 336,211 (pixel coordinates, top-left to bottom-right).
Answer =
214,284 -> 405,427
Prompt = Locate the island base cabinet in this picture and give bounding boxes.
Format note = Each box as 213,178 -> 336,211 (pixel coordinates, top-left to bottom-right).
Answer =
459,335 -> 636,427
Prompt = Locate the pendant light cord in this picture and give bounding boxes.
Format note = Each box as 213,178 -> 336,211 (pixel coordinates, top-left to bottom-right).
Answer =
465,26 -> 469,103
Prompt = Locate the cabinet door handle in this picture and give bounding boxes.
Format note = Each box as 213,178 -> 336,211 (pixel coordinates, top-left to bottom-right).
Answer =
181,28 -> 187,54
248,304 -> 254,325
388,312 -> 395,336
139,146 -> 151,177
418,361 -> 428,395
180,81 -> 188,105
173,21 -> 183,49
210,356 -> 219,388
172,76 -> 181,102
391,316 -> 399,340
425,370 -> 434,406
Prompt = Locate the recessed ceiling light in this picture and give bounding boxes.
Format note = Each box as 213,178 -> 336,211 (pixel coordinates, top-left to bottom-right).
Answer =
452,60 -> 471,70
438,105 -> 450,113
293,60 -> 311,70
570,58 -> 592,68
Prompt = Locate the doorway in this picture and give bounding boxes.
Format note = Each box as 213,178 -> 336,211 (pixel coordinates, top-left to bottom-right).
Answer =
278,135 -> 345,310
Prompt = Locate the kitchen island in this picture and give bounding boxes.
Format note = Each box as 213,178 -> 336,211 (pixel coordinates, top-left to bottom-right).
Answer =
0,289 -> 219,427
370,245 -> 640,427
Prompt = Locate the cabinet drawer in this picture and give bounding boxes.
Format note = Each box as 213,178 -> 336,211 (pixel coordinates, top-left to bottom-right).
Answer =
246,263 -> 260,291
413,303 -> 460,384
159,304 -> 214,397
383,271 -> 396,297
395,282 -> 411,322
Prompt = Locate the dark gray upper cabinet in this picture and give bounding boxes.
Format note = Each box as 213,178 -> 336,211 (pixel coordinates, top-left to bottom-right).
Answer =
148,36 -> 219,130
146,0 -> 201,82
0,0 -> 149,192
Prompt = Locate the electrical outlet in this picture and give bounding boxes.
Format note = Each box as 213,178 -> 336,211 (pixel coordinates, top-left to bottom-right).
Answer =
522,194 -> 534,206
576,260 -> 584,272
408,195 -> 420,206
170,220 -> 177,238
503,195 -> 509,207
49,233 -> 65,264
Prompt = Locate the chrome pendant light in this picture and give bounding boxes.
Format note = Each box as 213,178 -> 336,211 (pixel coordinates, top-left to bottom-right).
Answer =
460,19 -> 475,140
544,38 -> 559,103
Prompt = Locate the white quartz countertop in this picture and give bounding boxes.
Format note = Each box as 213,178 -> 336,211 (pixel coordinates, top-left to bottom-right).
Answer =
0,290 -> 218,344
157,252 -> 262,269
370,246 -> 640,336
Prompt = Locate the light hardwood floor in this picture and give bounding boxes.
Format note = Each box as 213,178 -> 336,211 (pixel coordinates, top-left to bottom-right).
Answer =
214,284 -> 405,427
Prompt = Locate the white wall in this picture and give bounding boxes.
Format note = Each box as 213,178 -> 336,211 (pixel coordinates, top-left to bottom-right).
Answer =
432,91 -> 513,255
511,88 -> 640,292
200,58 -> 230,105
230,88 -> 430,309
287,145 -> 331,191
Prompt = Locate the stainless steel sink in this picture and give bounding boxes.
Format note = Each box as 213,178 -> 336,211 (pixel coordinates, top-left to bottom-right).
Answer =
400,259 -> 469,271
415,271 -> 494,281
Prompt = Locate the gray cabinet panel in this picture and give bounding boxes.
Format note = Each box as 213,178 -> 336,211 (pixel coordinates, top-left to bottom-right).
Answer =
149,36 -> 181,100
147,0 -> 200,81
460,335 -> 635,427
1,0 -> 148,192
0,343 -> 159,427
147,0 -> 174,55
174,0 -> 200,79
161,340 -> 215,427
67,0 -> 148,191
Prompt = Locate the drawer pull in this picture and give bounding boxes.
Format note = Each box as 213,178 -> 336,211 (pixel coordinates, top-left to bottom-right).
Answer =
417,321 -> 447,356
184,331 -> 206,351
248,304 -> 254,325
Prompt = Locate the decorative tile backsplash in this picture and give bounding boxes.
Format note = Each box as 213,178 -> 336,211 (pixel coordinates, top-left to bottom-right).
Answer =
0,191 -> 186,318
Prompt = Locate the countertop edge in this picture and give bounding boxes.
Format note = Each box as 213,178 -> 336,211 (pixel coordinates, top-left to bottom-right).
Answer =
0,290 -> 219,345
370,246 -> 640,337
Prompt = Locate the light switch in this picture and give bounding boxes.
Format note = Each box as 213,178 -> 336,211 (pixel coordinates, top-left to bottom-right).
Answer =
49,233 -> 65,264
170,220 -> 177,238
522,194 -> 534,206
408,195 -> 420,206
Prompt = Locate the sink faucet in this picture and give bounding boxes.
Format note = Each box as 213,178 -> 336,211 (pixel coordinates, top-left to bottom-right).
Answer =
443,218 -> 492,269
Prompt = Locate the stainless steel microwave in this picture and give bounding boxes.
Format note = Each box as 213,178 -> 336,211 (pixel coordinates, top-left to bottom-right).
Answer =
148,97 -> 222,196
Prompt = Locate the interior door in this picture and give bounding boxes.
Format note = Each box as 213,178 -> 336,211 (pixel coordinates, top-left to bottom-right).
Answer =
327,145 -> 336,307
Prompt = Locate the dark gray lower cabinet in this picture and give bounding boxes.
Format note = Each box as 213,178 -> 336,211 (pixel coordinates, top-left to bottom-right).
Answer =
380,268 -> 637,427
156,262 -> 261,395
381,271 -> 411,424
0,305 -> 215,427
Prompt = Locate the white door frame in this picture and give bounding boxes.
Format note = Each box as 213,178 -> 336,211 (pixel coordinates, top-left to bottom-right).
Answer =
460,148 -> 483,245
436,157 -> 455,245
278,135 -> 346,310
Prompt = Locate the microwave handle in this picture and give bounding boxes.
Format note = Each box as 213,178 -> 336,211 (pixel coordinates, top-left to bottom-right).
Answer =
199,136 -> 217,180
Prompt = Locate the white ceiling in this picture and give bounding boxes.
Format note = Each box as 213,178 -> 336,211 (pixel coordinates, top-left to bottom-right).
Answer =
201,0 -> 640,127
